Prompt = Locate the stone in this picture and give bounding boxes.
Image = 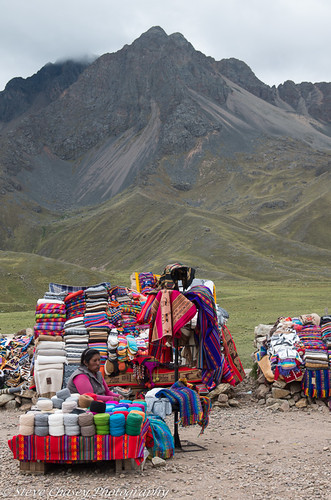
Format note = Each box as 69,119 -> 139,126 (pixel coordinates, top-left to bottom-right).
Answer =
295,398 -> 307,409
288,398 -> 296,407
257,373 -> 267,385
266,403 -> 280,411
20,403 -> 33,412
21,389 -> 36,400
217,393 -> 228,403
0,394 -> 15,407
293,393 -> 301,402
289,382 -> 302,395
228,399 -> 240,407
5,400 -> 17,410
271,387 -> 290,399
272,379 -> 287,389
152,457 -> 166,467
266,397 -> 285,407
279,400 -> 290,412
256,385 -> 270,399
209,383 -> 231,399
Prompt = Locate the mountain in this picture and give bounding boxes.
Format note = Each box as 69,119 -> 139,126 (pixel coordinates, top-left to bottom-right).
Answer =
0,26 -> 330,298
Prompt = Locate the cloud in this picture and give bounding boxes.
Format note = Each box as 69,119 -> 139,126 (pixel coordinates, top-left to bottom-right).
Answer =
0,0 -> 330,91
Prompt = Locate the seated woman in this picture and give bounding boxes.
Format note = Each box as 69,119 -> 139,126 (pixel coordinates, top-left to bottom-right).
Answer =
67,348 -> 119,402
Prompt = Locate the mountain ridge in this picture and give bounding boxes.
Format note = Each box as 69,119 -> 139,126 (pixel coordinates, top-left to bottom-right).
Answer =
0,26 -> 330,290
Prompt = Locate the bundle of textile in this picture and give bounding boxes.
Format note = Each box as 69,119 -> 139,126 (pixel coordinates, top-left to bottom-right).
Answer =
83,285 -> 112,329
145,387 -> 173,420
34,299 -> 66,338
321,317 -> 331,364
302,369 -> 331,398
294,325 -> 325,350
155,381 -> 208,432
64,290 -> 86,320
146,415 -> 174,459
108,333 -> 119,361
184,286 -> 224,388
44,290 -> 67,302
63,317 -> 89,364
267,331 -> 303,378
0,334 -> 34,389
34,346 -> 66,397
117,335 -> 128,362
304,349 -> 329,370
120,301 -> 142,336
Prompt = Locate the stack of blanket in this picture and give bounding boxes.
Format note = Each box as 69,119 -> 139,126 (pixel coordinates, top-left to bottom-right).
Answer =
64,290 -> 86,320
34,339 -> 67,397
34,299 -> 66,338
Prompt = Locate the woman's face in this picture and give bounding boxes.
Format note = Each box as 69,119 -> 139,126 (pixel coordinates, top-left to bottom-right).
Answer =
85,353 -> 101,374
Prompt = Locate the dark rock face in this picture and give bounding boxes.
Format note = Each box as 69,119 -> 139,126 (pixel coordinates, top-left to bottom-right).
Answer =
0,26 -> 330,208
216,57 -> 277,103
0,60 -> 90,123
277,80 -> 331,123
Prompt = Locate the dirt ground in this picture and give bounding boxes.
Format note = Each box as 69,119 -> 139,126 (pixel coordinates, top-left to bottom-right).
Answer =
1,379 -> 331,500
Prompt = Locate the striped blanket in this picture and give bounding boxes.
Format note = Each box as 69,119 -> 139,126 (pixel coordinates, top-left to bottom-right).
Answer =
147,415 -> 174,459
184,286 -> 224,388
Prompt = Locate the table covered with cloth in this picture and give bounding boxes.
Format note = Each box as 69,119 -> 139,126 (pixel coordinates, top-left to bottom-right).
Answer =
8,420 -> 151,465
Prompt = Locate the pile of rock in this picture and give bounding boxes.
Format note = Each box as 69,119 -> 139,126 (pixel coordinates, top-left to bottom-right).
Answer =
0,388 -> 38,411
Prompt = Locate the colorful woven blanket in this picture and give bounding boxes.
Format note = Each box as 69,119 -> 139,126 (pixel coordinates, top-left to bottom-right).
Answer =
155,381 -> 210,433
147,415 -> 174,459
184,285 -> 224,388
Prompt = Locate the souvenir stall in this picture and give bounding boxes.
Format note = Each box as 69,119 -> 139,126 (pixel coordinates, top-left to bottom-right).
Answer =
8,263 -> 245,472
254,313 -> 331,403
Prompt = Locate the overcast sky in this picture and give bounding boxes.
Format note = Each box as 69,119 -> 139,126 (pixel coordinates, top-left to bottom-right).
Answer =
1,0 -> 330,91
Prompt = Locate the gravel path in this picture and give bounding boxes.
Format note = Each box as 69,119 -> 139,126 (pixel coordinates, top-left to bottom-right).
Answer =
1,391 -> 331,500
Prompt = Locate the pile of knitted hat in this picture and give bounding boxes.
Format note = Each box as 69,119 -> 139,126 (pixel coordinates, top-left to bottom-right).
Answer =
117,336 -> 128,362
126,335 -> 138,360
107,334 -> 118,361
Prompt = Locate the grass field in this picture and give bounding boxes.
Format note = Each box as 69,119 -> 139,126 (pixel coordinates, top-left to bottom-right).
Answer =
1,280 -> 329,368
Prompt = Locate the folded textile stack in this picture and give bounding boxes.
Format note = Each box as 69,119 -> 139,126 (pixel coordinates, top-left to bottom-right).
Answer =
321,316 -> 331,367
63,317 -> 89,365
84,286 -> 112,330
294,325 -> 325,350
34,299 -> 66,338
120,301 -> 142,336
34,339 -> 67,397
304,349 -> 329,370
64,290 -> 86,320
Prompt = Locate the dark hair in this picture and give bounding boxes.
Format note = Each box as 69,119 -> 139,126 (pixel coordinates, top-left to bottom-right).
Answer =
81,348 -> 100,366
